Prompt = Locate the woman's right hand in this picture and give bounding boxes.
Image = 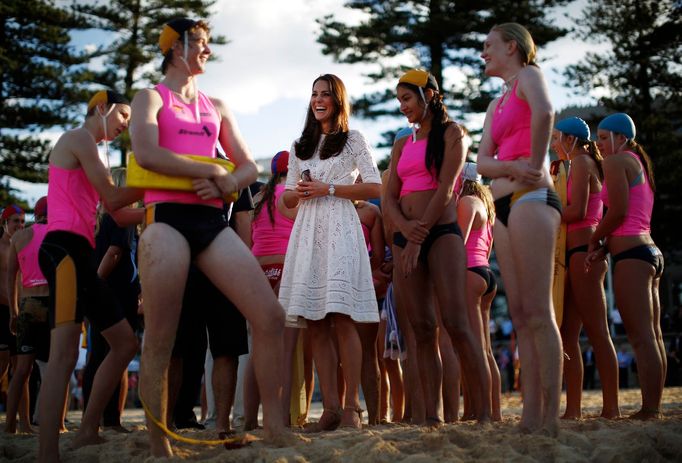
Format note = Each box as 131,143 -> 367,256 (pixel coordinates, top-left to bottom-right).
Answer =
510,159 -> 544,185
401,241 -> 421,276
400,219 -> 429,244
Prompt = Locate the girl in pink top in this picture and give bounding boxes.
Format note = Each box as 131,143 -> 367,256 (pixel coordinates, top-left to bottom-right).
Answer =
130,19 -> 289,452
37,90 -> 141,463
244,150 -> 301,431
588,113 -> 664,420
477,23 -> 562,435
384,69 -> 491,425
456,164 -> 502,422
551,117 -> 619,420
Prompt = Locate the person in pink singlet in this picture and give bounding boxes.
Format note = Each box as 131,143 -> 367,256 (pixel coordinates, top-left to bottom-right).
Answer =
456,162 -> 502,422
243,150 -> 301,430
4,197 -> 61,434
129,19 -> 289,456
36,90 -> 142,463
587,113 -> 664,420
477,23 -> 562,435
384,69 -> 492,425
551,117 -> 620,420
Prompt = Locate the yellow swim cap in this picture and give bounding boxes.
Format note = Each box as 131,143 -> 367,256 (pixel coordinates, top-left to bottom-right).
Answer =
159,18 -> 198,54
398,69 -> 439,91
87,90 -> 129,112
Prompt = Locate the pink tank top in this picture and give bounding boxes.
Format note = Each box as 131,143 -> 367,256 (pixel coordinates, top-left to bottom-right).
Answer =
18,223 -> 48,288
397,138 -> 438,197
566,171 -> 603,233
251,184 -> 295,256
601,151 -> 653,237
47,164 -> 98,247
491,81 -> 532,161
466,220 -> 493,268
144,83 -> 222,208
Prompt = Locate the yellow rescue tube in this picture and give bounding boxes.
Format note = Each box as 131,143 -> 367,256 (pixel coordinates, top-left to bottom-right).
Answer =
126,153 -> 239,202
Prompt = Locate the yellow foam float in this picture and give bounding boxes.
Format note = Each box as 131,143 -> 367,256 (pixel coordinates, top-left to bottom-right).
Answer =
127,153 -> 239,202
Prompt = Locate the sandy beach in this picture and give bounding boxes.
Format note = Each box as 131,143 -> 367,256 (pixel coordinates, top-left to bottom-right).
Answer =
2,387 -> 682,462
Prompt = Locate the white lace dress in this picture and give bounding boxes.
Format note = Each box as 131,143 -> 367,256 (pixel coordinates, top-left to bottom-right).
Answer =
279,130 -> 381,324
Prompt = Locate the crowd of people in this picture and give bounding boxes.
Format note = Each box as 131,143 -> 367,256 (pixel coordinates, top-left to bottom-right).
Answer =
0,17 -> 670,462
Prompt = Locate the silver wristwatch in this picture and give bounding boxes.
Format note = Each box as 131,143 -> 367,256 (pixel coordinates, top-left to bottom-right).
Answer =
328,183 -> 336,196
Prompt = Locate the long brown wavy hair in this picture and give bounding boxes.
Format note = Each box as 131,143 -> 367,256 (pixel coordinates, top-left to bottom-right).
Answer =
294,74 -> 350,161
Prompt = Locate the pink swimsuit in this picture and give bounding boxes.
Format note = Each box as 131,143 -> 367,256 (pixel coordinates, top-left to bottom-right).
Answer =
397,138 -> 438,197
18,223 -> 48,288
465,220 -> 493,268
144,83 -> 222,208
491,81 -> 532,161
601,151 -> 653,236
47,164 -> 99,247
566,171 -> 603,233
251,184 -> 295,256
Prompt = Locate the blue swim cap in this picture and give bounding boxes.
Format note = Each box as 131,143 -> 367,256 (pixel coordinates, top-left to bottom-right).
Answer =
556,117 -> 590,141
394,127 -> 412,143
598,113 -> 636,140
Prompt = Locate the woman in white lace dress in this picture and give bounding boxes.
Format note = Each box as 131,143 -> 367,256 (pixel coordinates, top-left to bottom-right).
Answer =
280,74 -> 381,429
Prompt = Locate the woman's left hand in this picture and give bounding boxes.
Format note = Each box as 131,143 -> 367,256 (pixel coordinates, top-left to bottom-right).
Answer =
192,178 -> 222,200
401,241 -> 421,277
296,180 -> 330,200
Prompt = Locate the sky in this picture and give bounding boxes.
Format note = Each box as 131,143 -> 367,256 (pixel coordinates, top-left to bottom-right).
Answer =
11,0 -> 602,206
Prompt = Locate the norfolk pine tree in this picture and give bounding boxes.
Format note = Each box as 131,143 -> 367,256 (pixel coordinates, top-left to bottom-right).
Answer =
1,0 -> 90,205
71,0 -> 226,165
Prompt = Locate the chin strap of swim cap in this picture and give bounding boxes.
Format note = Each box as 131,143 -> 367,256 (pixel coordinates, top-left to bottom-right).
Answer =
178,31 -> 200,123
559,133 -> 578,158
97,103 -> 116,170
609,132 -> 628,155
411,87 -> 429,142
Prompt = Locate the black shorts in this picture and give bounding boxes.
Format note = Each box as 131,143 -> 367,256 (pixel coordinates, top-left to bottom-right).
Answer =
394,222 -> 462,263
612,244 -> 664,278
39,231 -> 124,331
16,296 -> 51,361
145,203 -> 228,258
0,304 -> 17,355
173,270 -> 248,359
467,266 -> 497,296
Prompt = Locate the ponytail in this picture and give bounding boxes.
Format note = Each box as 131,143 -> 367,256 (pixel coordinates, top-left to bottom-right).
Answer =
585,141 -> 604,180
253,174 -> 282,225
628,141 -> 656,192
425,92 -> 452,179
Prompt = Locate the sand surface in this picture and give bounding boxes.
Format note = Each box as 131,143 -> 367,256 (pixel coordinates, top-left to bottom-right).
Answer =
2,387 -> 682,462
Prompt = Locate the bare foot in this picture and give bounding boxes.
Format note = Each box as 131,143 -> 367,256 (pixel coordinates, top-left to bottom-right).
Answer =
600,409 -> 621,420
149,436 -> 173,458
303,408 -> 342,433
103,425 -> 132,434
340,407 -> 362,429
17,424 -> 35,434
68,431 -> 107,450
630,408 -> 662,420
425,416 -> 443,429
220,431 -> 259,450
561,412 -> 582,420
538,419 -> 559,438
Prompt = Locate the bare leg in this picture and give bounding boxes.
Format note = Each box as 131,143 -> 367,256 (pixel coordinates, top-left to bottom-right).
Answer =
196,228 -> 288,440
5,354 -> 36,434
508,203 -> 562,435
356,321 -> 380,425
614,260 -> 664,417
281,326 -> 300,426
139,223 -> 190,458
242,355 -> 259,430
481,289 -> 502,421
306,317 -> 342,431
569,254 -> 620,418
334,314 -> 364,428
38,324 -> 81,463
560,290 -> 584,419
71,319 -> 137,448
438,325 -> 460,422
213,355 -> 239,433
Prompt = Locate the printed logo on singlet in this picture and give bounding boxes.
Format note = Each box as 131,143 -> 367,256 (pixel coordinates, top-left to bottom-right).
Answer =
178,125 -> 213,137
20,345 -> 33,353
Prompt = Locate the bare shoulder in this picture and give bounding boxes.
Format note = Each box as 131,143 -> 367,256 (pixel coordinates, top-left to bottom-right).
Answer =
10,227 -> 33,251
444,122 -> 465,143
209,97 -> 231,117
518,64 -> 543,81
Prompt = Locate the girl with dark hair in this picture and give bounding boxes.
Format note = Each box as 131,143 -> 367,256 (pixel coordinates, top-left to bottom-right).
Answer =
280,74 -> 382,429
551,117 -> 620,420
587,113 -> 664,420
245,150 -> 301,429
477,23 -> 562,435
384,69 -> 491,425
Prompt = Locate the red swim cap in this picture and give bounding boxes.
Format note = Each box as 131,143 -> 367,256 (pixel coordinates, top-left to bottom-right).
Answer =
1,204 -> 24,221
